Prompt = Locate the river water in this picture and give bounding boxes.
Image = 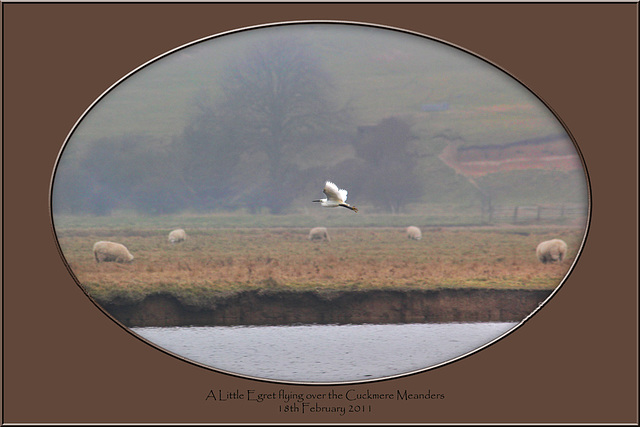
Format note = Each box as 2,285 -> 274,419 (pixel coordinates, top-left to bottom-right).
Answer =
132,322 -> 518,383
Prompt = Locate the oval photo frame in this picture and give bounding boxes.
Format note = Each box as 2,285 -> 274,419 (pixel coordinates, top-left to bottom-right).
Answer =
50,21 -> 590,384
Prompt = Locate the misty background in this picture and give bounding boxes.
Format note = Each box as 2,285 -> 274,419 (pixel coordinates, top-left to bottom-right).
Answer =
51,24 -> 588,219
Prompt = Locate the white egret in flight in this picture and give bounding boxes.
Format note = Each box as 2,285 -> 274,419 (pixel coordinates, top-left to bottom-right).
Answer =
312,181 -> 358,213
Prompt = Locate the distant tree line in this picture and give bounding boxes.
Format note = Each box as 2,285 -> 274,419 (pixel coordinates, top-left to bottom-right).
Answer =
52,38 -> 427,215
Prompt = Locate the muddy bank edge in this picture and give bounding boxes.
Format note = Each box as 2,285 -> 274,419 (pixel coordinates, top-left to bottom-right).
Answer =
96,288 -> 554,327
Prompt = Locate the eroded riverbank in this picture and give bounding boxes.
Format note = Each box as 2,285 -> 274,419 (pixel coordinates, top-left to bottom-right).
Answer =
96,288 -> 553,327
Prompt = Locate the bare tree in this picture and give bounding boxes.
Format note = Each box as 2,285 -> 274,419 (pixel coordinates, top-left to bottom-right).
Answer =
214,37 -> 351,212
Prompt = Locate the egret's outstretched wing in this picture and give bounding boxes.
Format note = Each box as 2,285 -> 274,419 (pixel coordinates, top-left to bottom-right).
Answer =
323,181 -> 344,203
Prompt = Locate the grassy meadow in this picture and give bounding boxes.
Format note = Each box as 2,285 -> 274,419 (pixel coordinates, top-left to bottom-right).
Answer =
55,219 -> 585,308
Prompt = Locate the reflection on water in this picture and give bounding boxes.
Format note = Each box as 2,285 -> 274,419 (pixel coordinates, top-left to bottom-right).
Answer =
132,322 -> 517,383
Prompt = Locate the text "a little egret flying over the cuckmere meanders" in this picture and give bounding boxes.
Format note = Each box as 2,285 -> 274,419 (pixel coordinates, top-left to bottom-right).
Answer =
312,181 -> 358,213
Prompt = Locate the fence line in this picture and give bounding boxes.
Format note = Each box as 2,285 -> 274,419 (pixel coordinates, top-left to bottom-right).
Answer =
484,204 -> 587,224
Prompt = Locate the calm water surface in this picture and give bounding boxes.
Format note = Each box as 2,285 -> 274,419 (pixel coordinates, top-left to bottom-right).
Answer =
132,322 -> 517,382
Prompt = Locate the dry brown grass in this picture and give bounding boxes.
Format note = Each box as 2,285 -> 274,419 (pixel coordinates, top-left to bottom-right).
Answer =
56,226 -> 584,305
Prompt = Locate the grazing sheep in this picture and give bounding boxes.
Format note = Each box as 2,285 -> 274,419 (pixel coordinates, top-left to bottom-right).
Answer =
168,228 -> 187,244
308,227 -> 330,242
93,241 -> 134,263
406,226 -> 422,240
536,239 -> 568,264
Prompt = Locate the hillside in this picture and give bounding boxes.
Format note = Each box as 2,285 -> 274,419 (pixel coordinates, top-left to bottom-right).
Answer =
70,24 -> 561,148
56,24 -> 588,215
439,134 -> 582,177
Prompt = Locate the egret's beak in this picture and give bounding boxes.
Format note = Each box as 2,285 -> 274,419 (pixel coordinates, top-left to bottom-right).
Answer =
312,199 -> 322,203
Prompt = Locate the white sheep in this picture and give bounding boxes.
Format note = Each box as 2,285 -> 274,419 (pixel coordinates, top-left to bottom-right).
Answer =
308,227 -> 330,242
93,241 -> 134,263
168,228 -> 187,244
406,226 -> 422,240
536,239 -> 568,264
